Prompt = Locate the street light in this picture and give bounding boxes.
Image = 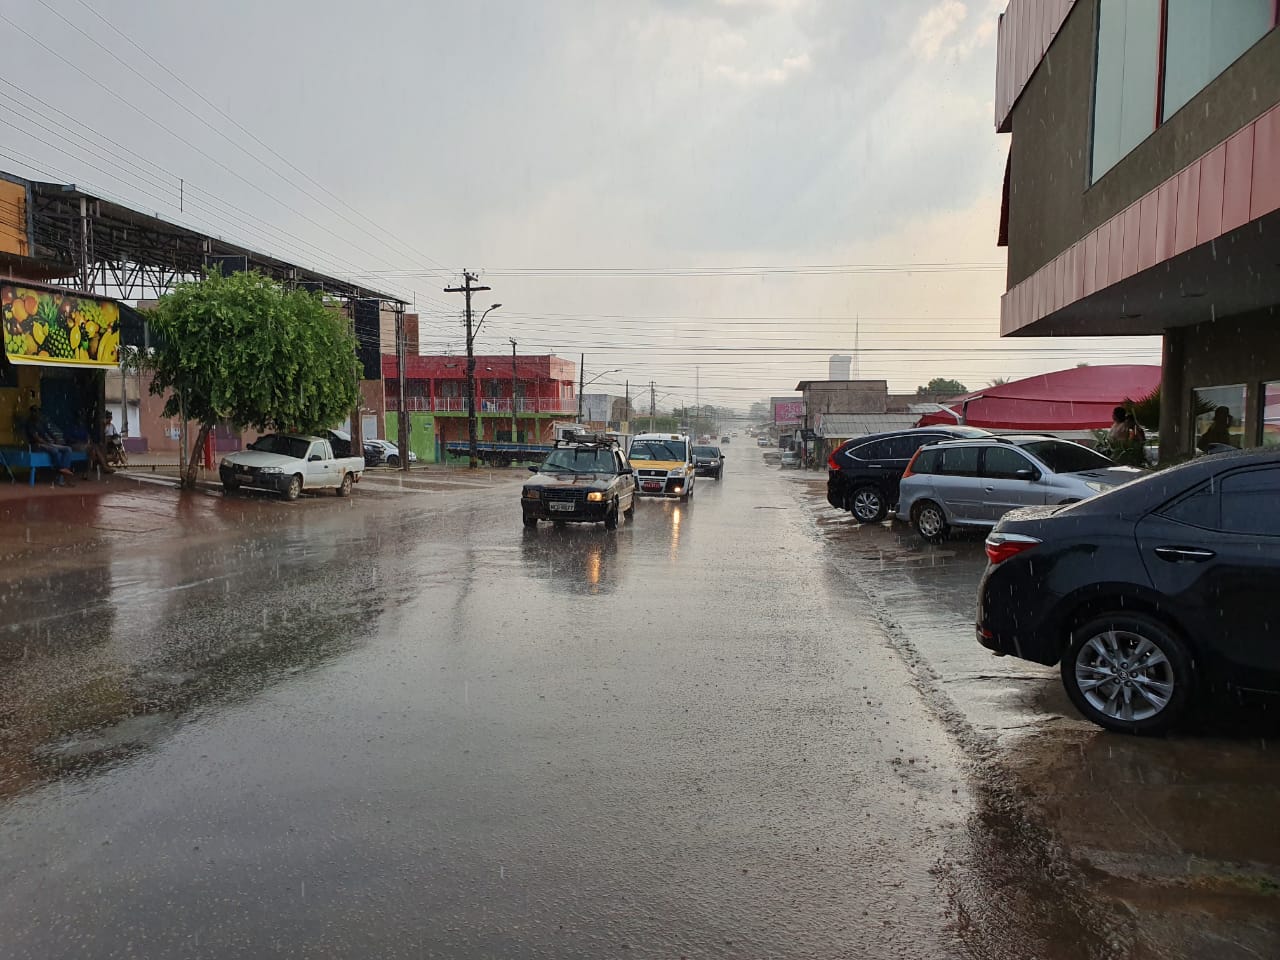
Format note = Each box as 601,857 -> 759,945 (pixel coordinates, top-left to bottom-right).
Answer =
578,368 -> 621,421
465,303 -> 501,468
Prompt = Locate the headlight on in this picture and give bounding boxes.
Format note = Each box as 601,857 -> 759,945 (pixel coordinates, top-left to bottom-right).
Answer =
586,491 -> 604,502
523,488 -> 540,500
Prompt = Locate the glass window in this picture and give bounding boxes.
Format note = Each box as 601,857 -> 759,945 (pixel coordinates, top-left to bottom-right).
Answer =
1019,439 -> 1114,473
882,436 -> 922,460
1163,0 -> 1273,121
1220,468 -> 1280,536
1262,382 -> 1280,448
1194,384 -> 1247,452
911,448 -> 939,475
1092,0 -> 1161,181
982,446 -> 1036,479
1160,481 -> 1219,528
853,439 -> 892,461
935,445 -> 981,476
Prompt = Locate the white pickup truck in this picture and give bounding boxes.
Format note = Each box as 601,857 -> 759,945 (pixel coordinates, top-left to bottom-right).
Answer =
219,434 -> 365,500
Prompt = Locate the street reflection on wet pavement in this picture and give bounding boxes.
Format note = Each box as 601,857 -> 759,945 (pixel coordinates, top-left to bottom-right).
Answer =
0,458 -> 1275,958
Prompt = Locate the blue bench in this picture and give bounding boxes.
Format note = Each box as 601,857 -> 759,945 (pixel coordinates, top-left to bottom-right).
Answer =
0,446 -> 91,486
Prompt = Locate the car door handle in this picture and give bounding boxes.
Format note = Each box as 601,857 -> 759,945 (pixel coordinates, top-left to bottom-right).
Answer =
983,485 -> 995,492
1154,546 -> 1216,563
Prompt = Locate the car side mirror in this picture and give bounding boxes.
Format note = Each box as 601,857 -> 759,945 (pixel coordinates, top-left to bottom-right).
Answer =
309,454 -> 322,462
527,465 -> 538,473
1015,468 -> 1038,481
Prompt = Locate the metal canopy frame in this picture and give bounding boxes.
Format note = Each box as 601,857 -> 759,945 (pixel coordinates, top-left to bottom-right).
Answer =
6,173 -> 405,309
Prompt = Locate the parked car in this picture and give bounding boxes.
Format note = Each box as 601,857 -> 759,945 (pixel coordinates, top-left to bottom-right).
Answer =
826,426 -> 990,523
692,444 -> 724,479
757,436 -> 770,447
720,436 -> 730,444
976,448 -> 1280,735
220,434 -> 365,500
366,438 -> 418,467
522,434 -> 636,529
780,449 -> 801,468
899,435 -> 1142,542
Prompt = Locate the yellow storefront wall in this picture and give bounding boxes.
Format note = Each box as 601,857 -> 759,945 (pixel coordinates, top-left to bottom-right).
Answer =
0,180 -> 28,259
0,365 -> 41,444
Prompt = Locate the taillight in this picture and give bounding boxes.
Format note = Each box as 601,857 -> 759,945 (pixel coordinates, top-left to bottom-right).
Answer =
984,532 -> 1042,564
901,449 -> 922,479
827,453 -> 840,470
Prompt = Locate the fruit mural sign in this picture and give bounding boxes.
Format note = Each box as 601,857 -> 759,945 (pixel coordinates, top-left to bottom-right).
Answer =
2,284 -> 121,368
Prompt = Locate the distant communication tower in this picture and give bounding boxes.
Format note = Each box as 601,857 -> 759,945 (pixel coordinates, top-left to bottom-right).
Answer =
829,354 -> 852,381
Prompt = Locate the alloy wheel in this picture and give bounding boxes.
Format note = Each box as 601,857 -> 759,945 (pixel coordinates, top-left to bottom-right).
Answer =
1074,629 -> 1175,723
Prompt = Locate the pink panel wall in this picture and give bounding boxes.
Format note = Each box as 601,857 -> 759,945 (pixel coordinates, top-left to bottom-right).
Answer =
1252,107 -> 1280,218
1153,177 -> 1179,263
994,0 -> 1079,130
1222,126 -> 1255,232
1174,161 -> 1201,255
1137,193 -> 1159,271
1120,203 -> 1141,278
1196,143 -> 1227,245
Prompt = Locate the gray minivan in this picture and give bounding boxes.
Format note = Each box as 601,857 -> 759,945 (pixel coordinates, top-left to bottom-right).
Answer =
898,435 -> 1143,541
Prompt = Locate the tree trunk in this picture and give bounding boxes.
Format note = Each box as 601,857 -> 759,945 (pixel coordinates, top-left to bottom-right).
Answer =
183,422 -> 213,489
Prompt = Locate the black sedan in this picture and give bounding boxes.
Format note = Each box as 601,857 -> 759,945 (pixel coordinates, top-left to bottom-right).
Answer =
977,448 -> 1280,735
693,445 -> 723,479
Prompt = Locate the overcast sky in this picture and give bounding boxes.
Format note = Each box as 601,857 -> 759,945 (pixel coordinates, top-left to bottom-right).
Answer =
2,0 -> 1160,409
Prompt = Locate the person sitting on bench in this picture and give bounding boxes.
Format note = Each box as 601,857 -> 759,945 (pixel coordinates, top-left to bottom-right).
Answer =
66,417 -> 113,477
25,405 -> 75,485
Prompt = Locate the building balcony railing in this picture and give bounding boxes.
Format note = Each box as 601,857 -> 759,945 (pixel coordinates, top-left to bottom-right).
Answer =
386,396 -> 577,415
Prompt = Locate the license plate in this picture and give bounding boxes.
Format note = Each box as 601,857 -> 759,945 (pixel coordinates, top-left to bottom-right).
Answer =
642,481 -> 662,492
549,501 -> 575,512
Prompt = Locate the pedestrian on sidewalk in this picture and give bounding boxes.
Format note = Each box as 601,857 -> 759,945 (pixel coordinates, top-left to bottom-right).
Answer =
24,405 -> 75,485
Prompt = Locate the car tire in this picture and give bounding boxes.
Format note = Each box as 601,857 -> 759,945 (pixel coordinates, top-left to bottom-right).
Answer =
1062,614 -> 1193,735
604,501 -> 619,530
387,455 -> 400,468
336,472 -> 353,497
222,481 -> 238,494
283,474 -> 302,501
623,497 -> 635,519
912,500 -> 949,542
522,514 -> 538,528
848,485 -> 887,523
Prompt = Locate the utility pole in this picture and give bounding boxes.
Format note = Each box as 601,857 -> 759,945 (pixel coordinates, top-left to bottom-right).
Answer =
444,271 -> 490,469
624,379 -> 629,428
395,303 -> 409,472
509,338 -> 518,443
649,381 -> 655,432
578,353 -> 585,422
695,365 -> 700,439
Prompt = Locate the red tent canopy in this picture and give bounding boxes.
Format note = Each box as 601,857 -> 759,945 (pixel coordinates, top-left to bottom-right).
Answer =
917,365 -> 1161,431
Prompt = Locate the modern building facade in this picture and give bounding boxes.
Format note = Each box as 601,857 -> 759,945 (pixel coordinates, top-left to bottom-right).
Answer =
383,354 -> 577,462
995,0 -> 1280,456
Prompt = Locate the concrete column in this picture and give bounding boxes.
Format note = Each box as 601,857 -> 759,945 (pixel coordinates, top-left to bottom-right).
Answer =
1159,327 -> 1187,463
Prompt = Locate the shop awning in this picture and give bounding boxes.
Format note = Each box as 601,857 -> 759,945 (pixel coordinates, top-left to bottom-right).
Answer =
915,365 -> 1161,432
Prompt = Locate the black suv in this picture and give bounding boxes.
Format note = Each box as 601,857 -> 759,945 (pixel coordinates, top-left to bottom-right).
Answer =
522,434 -> 637,529
978,448 -> 1280,735
826,426 -> 989,523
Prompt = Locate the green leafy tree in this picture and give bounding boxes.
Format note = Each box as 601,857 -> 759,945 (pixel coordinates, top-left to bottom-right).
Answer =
916,377 -> 968,397
147,271 -> 361,488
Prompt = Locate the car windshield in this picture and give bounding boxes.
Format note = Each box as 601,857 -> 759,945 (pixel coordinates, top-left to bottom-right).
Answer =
540,448 -> 616,473
693,446 -> 718,457
250,435 -> 310,459
629,440 -> 686,461
1020,439 -> 1114,473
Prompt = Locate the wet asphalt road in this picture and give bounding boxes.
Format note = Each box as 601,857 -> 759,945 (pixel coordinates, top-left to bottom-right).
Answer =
0,455 -> 1276,958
